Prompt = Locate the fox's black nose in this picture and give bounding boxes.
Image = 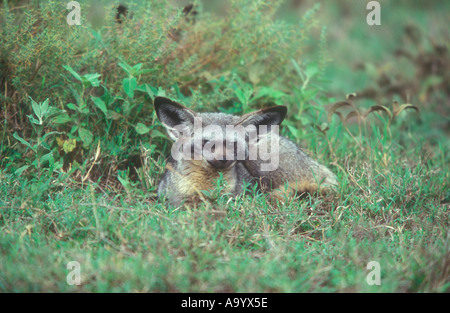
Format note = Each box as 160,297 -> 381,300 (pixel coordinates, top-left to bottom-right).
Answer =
207,159 -> 234,169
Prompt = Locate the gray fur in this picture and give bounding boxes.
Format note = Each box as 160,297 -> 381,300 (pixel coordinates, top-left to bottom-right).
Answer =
154,97 -> 337,207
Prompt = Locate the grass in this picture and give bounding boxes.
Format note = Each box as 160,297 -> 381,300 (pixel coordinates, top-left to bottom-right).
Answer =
0,0 -> 449,292
1,120 -> 448,292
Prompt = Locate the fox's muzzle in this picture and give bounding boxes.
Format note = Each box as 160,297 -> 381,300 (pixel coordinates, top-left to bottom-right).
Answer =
207,159 -> 235,170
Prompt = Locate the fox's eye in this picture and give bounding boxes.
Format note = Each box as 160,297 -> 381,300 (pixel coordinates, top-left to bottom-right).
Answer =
202,140 -> 217,153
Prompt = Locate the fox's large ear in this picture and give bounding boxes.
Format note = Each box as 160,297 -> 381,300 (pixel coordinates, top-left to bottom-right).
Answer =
238,105 -> 287,133
154,97 -> 196,140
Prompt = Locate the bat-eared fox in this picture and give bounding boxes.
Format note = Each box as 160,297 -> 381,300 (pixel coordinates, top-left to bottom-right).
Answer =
154,97 -> 338,207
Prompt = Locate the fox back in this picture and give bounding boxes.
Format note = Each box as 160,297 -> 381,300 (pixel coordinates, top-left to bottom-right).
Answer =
154,97 -> 337,207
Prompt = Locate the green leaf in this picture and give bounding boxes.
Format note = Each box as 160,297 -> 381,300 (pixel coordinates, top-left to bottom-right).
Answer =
156,87 -> 167,97
118,62 -> 133,76
133,63 -> 143,70
143,84 -> 156,98
30,97 -> 41,121
78,103 -> 90,114
136,84 -> 149,93
91,96 -> 108,116
151,129 -> 168,139
63,65 -> 82,82
235,84 -> 253,107
135,68 -> 156,76
15,165 -> 30,176
66,103 -> 78,111
27,114 -> 41,125
40,98 -> 49,116
40,152 -> 55,169
123,77 -> 137,98
70,125 -> 79,134
131,63 -> 143,74
46,107 -> 65,122
117,174 -> 131,191
78,128 -> 93,148
117,170 -> 132,194
53,113 -> 72,124
82,73 -> 101,87
135,123 -> 150,135
305,62 -> 319,78
255,86 -> 287,100
13,132 -> 36,152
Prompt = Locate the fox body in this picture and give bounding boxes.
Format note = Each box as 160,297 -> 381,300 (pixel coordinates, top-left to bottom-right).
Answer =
154,97 -> 337,207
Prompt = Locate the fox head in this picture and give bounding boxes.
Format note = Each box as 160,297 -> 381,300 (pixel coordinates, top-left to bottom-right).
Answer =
154,97 -> 287,171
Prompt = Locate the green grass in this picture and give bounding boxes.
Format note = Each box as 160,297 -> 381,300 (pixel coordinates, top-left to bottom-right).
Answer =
0,0 -> 449,292
1,116 -> 448,292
